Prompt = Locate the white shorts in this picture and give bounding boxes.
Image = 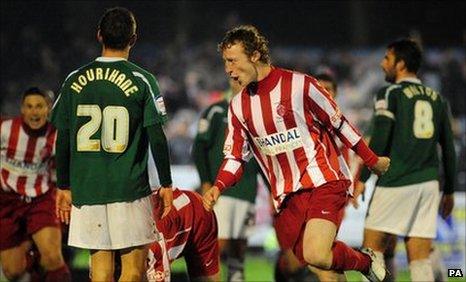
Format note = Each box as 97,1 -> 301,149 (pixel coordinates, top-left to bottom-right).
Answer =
365,180 -> 440,238
214,196 -> 254,240
68,195 -> 157,250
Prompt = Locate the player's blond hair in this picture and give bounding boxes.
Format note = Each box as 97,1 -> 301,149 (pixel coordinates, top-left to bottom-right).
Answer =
218,25 -> 271,64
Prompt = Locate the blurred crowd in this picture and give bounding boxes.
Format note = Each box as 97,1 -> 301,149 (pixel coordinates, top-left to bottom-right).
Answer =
1,25 -> 465,190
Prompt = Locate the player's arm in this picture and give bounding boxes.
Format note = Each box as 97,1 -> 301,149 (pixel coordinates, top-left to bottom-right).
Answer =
141,73 -> 173,218
306,77 -> 389,174
192,106 -> 217,193
50,87 -> 72,223
203,104 -> 251,211
438,99 -> 457,218
147,124 -> 172,188
359,87 -> 396,183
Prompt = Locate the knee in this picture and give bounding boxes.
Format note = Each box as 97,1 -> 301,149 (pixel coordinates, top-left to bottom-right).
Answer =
120,271 -> 143,282
303,248 -> 332,269
2,262 -> 27,280
92,271 -> 115,282
40,248 -> 64,270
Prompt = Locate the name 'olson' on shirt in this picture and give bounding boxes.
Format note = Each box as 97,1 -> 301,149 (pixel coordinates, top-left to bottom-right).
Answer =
253,127 -> 303,156
69,67 -> 138,96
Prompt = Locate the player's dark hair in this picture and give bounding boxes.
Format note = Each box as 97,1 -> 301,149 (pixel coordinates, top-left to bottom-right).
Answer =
98,7 -> 137,50
218,25 -> 270,64
387,38 -> 422,73
315,73 -> 337,92
22,87 -> 47,102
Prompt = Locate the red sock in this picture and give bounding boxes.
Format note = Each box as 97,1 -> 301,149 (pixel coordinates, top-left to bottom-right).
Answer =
331,241 -> 371,273
45,265 -> 71,282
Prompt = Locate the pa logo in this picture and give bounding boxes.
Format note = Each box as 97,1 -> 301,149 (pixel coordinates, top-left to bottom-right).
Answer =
448,269 -> 463,277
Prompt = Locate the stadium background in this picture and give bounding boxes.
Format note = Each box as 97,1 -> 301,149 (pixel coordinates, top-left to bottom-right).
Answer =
1,1 -> 465,281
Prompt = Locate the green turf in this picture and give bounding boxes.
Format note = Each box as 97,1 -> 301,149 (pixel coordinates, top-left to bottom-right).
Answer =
72,249 -> 465,281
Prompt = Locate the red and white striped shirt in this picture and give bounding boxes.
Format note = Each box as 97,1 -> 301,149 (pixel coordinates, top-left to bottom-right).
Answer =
1,117 -> 57,197
214,68 -> 377,210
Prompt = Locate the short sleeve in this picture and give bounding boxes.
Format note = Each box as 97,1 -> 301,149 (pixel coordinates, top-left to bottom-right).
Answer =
373,85 -> 399,120
196,104 -> 225,143
137,73 -> 167,127
51,87 -> 70,130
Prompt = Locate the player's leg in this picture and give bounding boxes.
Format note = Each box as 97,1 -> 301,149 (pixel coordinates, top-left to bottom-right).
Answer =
302,218 -> 363,270
301,182 -> 384,281
0,192 -> 30,279
214,196 -> 252,281
119,245 -> 148,281
28,189 -> 70,281
404,180 -> 440,282
90,250 -> 115,281
383,235 -> 398,282
32,226 -> 70,281
0,245 -> 28,280
362,228 -> 392,268
430,244 -> 448,282
276,249 -> 319,281
405,237 -> 434,281
108,195 -> 156,281
187,204 -> 220,282
308,265 -> 346,282
219,239 -> 248,281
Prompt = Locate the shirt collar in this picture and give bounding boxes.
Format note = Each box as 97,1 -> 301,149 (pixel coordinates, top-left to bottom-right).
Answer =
396,77 -> 421,84
95,57 -> 127,62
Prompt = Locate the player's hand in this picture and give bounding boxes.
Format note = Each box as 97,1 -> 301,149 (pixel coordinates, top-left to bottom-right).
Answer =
351,181 -> 365,209
201,182 -> 213,194
370,156 -> 390,176
439,193 -> 454,219
56,189 -> 72,225
202,186 -> 220,211
158,186 -> 173,219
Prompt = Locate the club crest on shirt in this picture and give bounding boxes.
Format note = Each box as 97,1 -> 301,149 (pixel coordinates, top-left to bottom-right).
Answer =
276,104 -> 286,117
198,118 -> 209,134
154,271 -> 165,281
155,96 -> 167,116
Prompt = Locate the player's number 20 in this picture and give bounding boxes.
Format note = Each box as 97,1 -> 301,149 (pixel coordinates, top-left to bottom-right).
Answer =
76,105 -> 129,153
413,100 -> 434,139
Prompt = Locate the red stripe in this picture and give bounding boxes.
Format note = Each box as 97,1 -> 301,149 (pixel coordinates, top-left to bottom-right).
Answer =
230,112 -> 245,158
321,132 -> 342,180
259,77 -> 293,194
7,118 -> 21,159
303,77 -> 337,182
278,71 -> 297,194
24,133 -> 38,163
281,71 -> 315,192
17,176 -> 27,195
34,175 -> 44,196
241,93 -> 276,191
42,126 -> 57,161
1,169 -> 13,191
293,75 -> 314,189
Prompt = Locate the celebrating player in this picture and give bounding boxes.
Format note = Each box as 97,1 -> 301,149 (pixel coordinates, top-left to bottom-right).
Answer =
0,87 -> 70,281
202,25 -> 390,282
192,78 -> 259,281
51,7 -> 173,281
355,38 -> 457,282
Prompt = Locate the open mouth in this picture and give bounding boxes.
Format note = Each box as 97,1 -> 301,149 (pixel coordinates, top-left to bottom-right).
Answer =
231,75 -> 242,85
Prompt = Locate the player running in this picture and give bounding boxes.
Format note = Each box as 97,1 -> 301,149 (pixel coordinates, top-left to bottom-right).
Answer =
203,25 -> 390,282
1,87 -> 70,281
